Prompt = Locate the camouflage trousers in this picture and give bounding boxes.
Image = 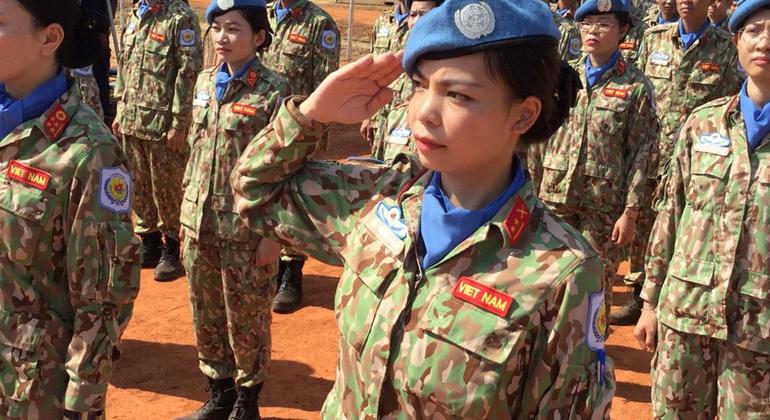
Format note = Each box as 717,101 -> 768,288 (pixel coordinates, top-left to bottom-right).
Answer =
183,235 -> 277,387
652,324 -> 770,419
546,203 -> 622,317
122,135 -> 188,241
624,178 -> 658,286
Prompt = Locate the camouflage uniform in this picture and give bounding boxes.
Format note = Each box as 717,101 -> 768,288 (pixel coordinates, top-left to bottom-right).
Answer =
538,57 -> 657,315
0,84 -> 140,418
231,98 -> 615,419
628,23 -> 742,286
644,95 -> 770,418
555,11 -> 583,63
642,5 -> 674,29
262,0 -> 340,97
370,73 -> 413,158
180,60 -> 289,387
372,102 -> 414,163
620,13 -> 646,63
68,66 -> 105,120
113,0 -> 202,240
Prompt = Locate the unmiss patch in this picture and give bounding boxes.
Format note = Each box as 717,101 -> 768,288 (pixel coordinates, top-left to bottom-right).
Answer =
568,37 -> 581,57
321,30 -> 337,50
586,291 -> 606,352
376,201 -> 407,239
99,167 -> 131,213
179,29 -> 196,47
699,132 -> 731,148
650,51 -> 670,66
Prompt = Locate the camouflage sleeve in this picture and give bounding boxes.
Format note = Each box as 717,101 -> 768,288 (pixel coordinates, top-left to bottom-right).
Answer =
622,82 -> 658,208
171,12 -> 203,130
370,19 -> 378,54
518,255 -> 615,417
312,19 -> 341,91
232,97 -> 404,265
182,73 -> 207,191
723,50 -> 745,96
636,31 -> 649,71
641,117 -> 692,303
64,142 -> 141,412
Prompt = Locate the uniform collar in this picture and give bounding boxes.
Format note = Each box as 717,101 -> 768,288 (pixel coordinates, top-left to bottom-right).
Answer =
0,83 -> 81,150
0,70 -> 68,141
274,0 -> 307,21
585,50 -> 622,89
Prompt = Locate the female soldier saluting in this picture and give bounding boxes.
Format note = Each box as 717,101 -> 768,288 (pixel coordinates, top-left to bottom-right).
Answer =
0,0 -> 141,419
635,0 -> 770,417
176,0 -> 290,419
232,0 -> 615,417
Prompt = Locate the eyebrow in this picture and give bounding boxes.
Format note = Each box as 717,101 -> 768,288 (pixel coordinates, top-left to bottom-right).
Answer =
413,69 -> 483,88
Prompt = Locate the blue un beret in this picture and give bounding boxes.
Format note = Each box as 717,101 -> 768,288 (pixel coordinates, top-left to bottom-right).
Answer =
729,0 -> 770,33
575,0 -> 631,21
402,0 -> 561,76
205,0 -> 266,24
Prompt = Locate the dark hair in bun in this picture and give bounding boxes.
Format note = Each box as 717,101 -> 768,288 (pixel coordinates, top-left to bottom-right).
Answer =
208,7 -> 273,53
481,38 -> 580,144
17,0 -> 102,68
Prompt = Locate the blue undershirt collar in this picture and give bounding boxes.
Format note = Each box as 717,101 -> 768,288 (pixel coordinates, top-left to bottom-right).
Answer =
0,70 -> 67,140
657,13 -> 676,25
585,50 -> 621,89
395,4 -> 408,26
215,58 -> 257,103
137,0 -> 150,17
739,81 -> 770,152
275,1 -> 290,23
420,159 -> 527,269
678,19 -> 710,50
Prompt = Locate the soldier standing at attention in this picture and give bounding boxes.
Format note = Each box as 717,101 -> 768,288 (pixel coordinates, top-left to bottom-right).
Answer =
539,0 -> 658,323
611,0 -> 743,325
261,0 -> 340,313
643,0 -> 679,27
0,0 -> 141,418
233,0 -> 615,417
635,1 -> 770,416
175,1 -> 289,419
112,0 -> 203,282
709,0 -> 731,29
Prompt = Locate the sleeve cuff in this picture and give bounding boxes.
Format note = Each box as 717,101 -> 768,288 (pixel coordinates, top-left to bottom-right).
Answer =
285,96 -> 328,134
640,279 -> 662,305
65,380 -> 108,412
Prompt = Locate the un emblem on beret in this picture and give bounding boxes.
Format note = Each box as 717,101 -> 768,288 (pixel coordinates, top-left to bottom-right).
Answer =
218,0 -> 234,10
598,0 -> 612,12
454,1 -> 495,40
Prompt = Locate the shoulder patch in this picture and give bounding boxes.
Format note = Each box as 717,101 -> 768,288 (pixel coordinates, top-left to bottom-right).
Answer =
99,167 -> 132,213
179,29 -> 196,47
321,30 -> 337,50
568,37 -> 581,57
586,291 -> 607,351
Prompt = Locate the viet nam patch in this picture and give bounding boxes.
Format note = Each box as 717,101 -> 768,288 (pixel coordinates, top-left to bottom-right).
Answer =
179,29 -> 196,47
321,30 -> 337,50
452,276 -> 513,318
288,33 -> 307,45
649,51 -> 670,66
454,1 -> 495,40
99,167 -> 131,213
7,161 -> 51,190
232,103 -> 257,116
586,291 -> 607,385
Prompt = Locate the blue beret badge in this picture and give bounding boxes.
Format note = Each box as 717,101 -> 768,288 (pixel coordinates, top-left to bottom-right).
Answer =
218,0 -> 234,10
454,1 -> 495,40
598,0 -> 612,12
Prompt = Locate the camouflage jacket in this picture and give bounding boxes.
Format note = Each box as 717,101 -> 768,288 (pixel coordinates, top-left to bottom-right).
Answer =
372,102 -> 414,163
181,60 -> 290,246
232,98 -> 615,419
637,23 -> 741,176
555,12 -> 582,63
642,6 -> 675,29
68,67 -> 105,120
370,73 -> 413,153
371,8 -> 409,56
0,84 -> 140,416
262,0 -> 340,97
620,13 -> 646,63
539,57 -> 657,214
644,95 -> 770,356
114,0 -> 202,140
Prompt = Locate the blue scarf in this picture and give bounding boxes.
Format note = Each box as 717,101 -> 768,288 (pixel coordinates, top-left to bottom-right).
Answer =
137,0 -> 151,17
215,59 -> 257,103
0,70 -> 67,140
739,81 -> 770,152
395,4 -> 408,25
585,50 -> 621,89
678,19 -> 710,50
557,8 -> 570,18
711,18 -> 727,29
420,160 -> 527,269
657,13 -> 675,25
275,1 -> 290,23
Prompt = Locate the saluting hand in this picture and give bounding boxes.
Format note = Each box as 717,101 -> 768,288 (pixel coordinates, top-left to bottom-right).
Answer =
299,52 -> 405,124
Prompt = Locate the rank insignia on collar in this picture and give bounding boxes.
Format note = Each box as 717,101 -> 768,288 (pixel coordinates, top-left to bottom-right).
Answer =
617,60 -> 626,75
245,69 -> 258,88
150,0 -> 163,15
290,8 -> 302,19
603,87 -> 628,99
43,103 -> 69,140
7,160 -> 51,190
452,276 -> 513,318
503,197 -> 530,245
288,33 -> 307,44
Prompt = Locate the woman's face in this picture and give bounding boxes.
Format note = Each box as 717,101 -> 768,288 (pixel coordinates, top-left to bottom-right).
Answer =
408,53 -> 540,178
210,10 -> 265,67
0,0 -> 47,86
580,14 -> 627,57
735,9 -> 770,85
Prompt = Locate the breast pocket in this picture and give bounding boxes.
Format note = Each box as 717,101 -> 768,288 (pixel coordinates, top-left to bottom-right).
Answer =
0,180 -> 57,266
540,152 -> 569,200
687,148 -> 732,213
140,33 -> 173,108
735,271 -> 770,341
660,254 -> 718,322
0,310 -> 47,417
582,160 -> 623,211
405,294 -> 526,418
688,66 -> 723,100
280,41 -> 311,80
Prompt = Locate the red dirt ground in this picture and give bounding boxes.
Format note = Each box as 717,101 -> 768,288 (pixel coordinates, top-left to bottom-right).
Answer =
105,2 -> 654,419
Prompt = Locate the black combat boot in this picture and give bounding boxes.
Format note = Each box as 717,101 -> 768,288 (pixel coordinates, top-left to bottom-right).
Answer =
138,231 -> 162,268
228,383 -> 263,420
154,236 -> 185,282
609,283 -> 643,326
271,260 -> 304,314
176,377 -> 237,420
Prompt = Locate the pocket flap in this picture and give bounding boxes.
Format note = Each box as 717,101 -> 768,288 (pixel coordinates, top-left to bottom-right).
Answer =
0,183 -> 54,223
690,149 -> 732,178
543,153 -> 568,171
584,160 -> 620,179
740,271 -> 770,301
668,255 -> 716,286
0,311 -> 46,353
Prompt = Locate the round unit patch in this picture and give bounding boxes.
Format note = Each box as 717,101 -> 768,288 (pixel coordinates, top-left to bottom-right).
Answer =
454,1 -> 495,40
321,30 -> 337,50
569,37 -> 581,57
